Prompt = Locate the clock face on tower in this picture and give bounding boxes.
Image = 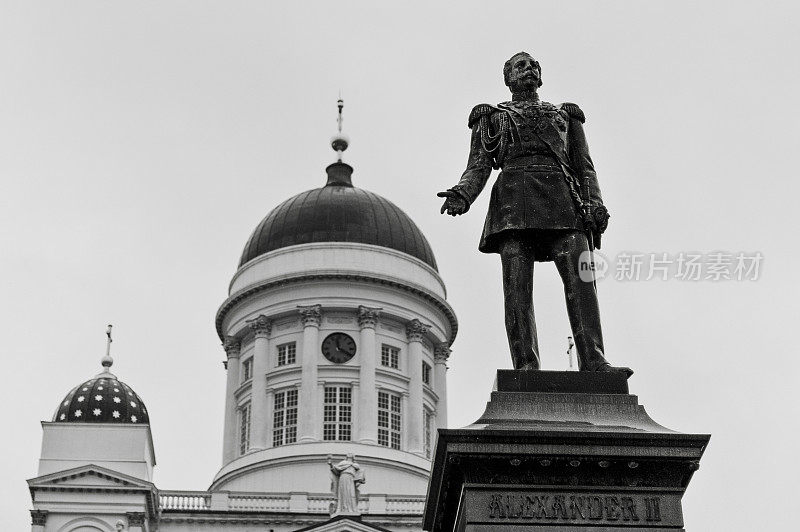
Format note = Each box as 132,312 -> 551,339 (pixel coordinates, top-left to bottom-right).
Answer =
321,332 -> 357,363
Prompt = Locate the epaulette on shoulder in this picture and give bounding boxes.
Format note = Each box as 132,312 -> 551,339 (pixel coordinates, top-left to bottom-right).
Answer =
468,104 -> 497,128
560,102 -> 586,123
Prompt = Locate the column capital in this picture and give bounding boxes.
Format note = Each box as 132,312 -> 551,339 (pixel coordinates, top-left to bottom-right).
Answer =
30,510 -> 48,526
298,304 -> 322,327
126,512 -> 146,526
223,337 -> 241,358
406,318 -> 431,343
434,342 -> 451,364
357,306 -> 382,329
247,315 -> 272,338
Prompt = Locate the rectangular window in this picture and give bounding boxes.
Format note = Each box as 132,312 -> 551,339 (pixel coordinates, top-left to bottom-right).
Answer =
323,386 -> 352,441
239,403 -> 251,455
424,408 -> 433,458
277,342 -> 297,366
381,345 -> 399,369
273,389 -> 298,447
422,361 -> 431,385
241,357 -> 253,382
378,390 -> 402,449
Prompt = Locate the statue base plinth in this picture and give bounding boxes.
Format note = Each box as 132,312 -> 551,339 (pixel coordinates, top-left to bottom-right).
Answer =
423,370 -> 709,531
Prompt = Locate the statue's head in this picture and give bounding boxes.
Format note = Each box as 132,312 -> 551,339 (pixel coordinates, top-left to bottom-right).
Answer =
503,52 -> 542,91
346,453 -> 355,461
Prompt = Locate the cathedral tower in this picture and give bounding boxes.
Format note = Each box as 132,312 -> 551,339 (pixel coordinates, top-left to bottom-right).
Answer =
212,102 -> 457,500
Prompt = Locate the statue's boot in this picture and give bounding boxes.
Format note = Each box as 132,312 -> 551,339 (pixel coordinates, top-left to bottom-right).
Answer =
596,363 -> 634,378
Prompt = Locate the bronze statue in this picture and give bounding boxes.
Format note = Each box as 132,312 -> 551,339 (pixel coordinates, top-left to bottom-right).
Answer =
439,52 -> 631,376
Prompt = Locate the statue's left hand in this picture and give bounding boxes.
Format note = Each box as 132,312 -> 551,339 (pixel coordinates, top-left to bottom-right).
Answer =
593,204 -> 610,234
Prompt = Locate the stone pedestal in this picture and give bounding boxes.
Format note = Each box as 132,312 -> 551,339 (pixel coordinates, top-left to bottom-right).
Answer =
423,370 -> 709,531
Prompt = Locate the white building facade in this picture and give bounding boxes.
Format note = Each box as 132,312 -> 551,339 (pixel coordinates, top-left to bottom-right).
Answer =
28,153 -> 457,532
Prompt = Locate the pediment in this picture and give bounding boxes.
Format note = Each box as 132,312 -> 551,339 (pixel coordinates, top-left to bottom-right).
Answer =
294,515 -> 393,532
28,464 -> 154,491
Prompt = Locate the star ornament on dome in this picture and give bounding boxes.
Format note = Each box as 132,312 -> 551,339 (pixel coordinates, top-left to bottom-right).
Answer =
95,395 -> 103,401
131,415 -> 138,423
74,410 -> 82,417
114,396 -> 121,403
93,408 -> 102,416
112,411 -> 120,419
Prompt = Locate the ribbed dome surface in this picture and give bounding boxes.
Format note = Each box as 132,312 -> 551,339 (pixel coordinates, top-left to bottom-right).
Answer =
239,163 -> 437,270
53,372 -> 149,424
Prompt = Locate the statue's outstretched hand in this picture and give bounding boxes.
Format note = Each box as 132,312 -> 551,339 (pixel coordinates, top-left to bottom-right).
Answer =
438,190 -> 468,216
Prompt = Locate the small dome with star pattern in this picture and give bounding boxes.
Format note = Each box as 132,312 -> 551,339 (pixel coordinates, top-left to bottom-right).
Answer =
53,362 -> 149,425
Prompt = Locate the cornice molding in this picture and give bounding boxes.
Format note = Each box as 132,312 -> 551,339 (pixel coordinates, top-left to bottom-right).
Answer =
216,274 -> 458,344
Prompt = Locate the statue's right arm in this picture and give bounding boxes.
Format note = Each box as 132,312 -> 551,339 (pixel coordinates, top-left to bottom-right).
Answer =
439,121 -> 494,215
453,123 -> 493,203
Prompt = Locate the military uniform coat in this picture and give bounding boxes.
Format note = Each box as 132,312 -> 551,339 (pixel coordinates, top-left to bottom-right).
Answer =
451,100 -> 603,259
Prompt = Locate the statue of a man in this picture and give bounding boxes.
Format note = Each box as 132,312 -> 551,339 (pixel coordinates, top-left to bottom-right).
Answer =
328,453 -> 365,515
438,52 -> 631,376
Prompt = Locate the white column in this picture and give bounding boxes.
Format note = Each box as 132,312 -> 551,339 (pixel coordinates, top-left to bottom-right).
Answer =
298,304 -> 322,442
406,319 -> 429,454
357,306 -> 380,445
247,315 -> 271,450
222,338 -> 241,463
433,342 -> 451,430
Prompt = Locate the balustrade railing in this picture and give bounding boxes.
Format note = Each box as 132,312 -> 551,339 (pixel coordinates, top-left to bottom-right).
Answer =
159,491 -> 211,511
159,491 -> 424,515
228,494 -> 291,511
385,496 -> 425,514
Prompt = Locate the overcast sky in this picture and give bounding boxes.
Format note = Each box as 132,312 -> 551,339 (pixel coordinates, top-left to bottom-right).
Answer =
2,1 -> 798,529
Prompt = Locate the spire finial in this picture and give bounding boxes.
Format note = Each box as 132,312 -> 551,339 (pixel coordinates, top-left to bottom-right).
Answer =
337,94 -> 344,133
331,95 -> 349,162
101,324 -> 114,370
